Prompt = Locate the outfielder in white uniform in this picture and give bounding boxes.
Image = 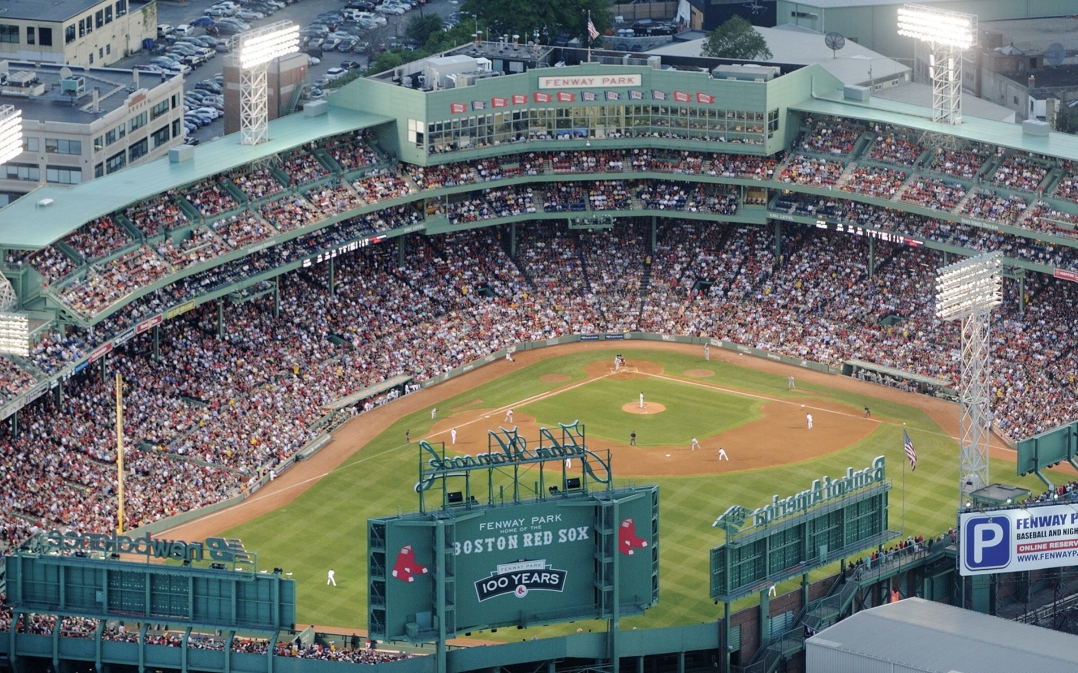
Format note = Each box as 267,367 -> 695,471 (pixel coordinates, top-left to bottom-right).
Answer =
505,408 -> 514,423
451,428 -> 457,444
327,569 -> 336,586
431,408 -> 437,420
806,414 -> 813,429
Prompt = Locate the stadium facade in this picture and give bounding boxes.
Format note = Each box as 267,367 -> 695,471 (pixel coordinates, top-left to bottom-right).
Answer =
3,42 -> 1078,673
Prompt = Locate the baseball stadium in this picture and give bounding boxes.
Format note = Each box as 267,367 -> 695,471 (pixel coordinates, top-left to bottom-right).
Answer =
6,13 -> 1078,673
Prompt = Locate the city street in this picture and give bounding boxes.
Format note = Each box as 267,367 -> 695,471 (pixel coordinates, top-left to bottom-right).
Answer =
125,0 -> 459,142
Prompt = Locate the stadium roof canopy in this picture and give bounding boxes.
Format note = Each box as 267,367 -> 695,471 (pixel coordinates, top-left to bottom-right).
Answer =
0,106 -> 391,251
792,91 -> 1078,158
806,598 -> 1078,673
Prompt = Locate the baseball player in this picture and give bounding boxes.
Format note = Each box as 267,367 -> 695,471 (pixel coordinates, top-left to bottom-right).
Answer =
806,414 -> 813,429
704,344 -> 710,361
451,428 -> 457,444
327,569 -> 336,586
788,375 -> 796,390
639,392 -> 645,409
863,406 -> 871,418
718,447 -> 729,461
431,408 -> 437,420
565,457 -> 572,470
629,431 -> 637,446
691,437 -> 701,451
405,429 -> 410,444
504,408 -> 514,423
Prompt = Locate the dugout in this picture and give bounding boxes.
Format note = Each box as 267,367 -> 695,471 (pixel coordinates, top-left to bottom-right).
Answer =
842,359 -> 956,401
806,597 -> 1078,673
323,374 -> 413,414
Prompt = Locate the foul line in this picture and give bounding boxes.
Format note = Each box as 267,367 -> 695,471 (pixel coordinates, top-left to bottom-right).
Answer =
638,370 -> 1016,454
164,373 -> 616,535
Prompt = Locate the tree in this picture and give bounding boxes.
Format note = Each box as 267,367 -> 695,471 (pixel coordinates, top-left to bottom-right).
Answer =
1057,105 -> 1078,135
460,0 -> 609,45
407,14 -> 444,46
701,16 -> 772,60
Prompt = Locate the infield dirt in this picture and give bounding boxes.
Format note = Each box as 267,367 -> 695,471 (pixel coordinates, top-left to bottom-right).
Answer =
165,341 -> 1021,543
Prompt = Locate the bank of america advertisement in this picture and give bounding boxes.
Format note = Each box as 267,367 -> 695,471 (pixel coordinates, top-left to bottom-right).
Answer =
960,505 -> 1078,576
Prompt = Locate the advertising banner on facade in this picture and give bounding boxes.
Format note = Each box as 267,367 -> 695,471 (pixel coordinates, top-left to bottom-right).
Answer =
960,505 -> 1078,575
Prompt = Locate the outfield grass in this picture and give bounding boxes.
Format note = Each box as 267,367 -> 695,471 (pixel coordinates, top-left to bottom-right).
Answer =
222,348 -> 1044,638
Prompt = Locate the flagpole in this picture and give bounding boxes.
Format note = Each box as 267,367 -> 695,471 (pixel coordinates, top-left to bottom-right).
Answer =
587,10 -> 593,63
901,424 -> 906,538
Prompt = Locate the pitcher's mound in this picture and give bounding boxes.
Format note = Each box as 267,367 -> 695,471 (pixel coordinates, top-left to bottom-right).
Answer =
623,402 -> 666,415
684,369 -> 715,378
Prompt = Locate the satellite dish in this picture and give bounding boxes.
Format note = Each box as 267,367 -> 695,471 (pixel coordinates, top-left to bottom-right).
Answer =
1045,42 -> 1066,67
825,32 -> 846,58
60,66 -> 72,79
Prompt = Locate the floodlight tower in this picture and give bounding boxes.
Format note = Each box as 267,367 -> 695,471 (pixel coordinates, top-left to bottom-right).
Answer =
935,252 -> 1002,505
897,4 -> 976,125
0,105 -> 24,165
238,22 -> 300,145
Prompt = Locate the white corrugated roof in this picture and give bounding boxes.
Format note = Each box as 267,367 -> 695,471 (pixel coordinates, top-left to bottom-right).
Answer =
807,598 -> 1078,673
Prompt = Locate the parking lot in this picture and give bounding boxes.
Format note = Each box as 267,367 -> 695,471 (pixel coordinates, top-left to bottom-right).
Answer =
122,0 -> 458,143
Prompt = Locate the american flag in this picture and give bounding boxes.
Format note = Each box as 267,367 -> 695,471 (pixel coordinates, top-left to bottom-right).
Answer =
587,19 -> 599,40
903,429 -> 917,471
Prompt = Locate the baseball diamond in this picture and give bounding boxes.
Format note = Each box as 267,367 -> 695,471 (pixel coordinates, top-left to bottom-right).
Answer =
2,29 -> 1078,673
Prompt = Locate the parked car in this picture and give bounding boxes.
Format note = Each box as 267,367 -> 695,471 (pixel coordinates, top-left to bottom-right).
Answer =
157,24 -> 174,37
337,39 -> 358,52
205,7 -> 234,17
174,24 -> 195,36
236,9 -> 264,20
190,17 -> 215,28
325,67 -> 348,81
308,56 -> 321,65
216,40 -> 232,53
195,81 -> 222,94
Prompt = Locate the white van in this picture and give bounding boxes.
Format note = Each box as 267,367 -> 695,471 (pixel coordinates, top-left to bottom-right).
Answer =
174,24 -> 195,36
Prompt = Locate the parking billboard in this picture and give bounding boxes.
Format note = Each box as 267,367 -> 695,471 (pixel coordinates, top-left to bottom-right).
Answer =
960,504 -> 1078,576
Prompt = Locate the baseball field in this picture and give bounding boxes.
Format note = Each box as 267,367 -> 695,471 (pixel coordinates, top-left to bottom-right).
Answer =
167,342 -> 1045,639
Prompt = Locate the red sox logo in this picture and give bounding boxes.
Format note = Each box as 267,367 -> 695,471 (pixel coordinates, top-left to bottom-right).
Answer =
619,518 -> 648,555
391,545 -> 429,583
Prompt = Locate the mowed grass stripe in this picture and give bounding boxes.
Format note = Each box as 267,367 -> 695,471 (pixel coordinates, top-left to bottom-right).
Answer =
221,349 -> 1045,638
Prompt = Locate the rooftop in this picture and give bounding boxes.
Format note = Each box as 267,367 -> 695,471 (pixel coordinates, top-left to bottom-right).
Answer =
791,89 -> 1069,156
982,16 -> 1078,66
0,105 -> 393,250
0,62 -> 176,125
808,598 -> 1078,672
648,25 -> 910,88
0,0 -> 107,23
1001,64 -> 1078,89
770,0 -> 949,8
873,82 -> 1015,123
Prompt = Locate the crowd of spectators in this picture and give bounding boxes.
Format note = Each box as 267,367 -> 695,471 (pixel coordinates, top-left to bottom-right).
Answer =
321,130 -> 381,172
182,178 -> 240,218
125,192 -> 189,236
64,216 -> 132,262
990,152 -> 1049,193
228,166 -> 284,202
8,134 -> 1078,555
866,126 -> 924,166
927,146 -> 991,179
280,147 -> 330,186
798,115 -> 864,156
841,164 -> 906,199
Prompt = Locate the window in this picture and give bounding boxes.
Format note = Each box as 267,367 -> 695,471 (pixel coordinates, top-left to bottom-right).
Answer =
115,0 -> 127,17
4,164 -> 39,181
104,123 -> 125,146
792,11 -> 818,19
45,138 -> 82,155
105,150 -> 126,174
88,52 -> 93,64
128,138 -> 148,162
106,44 -> 110,55
45,166 -> 82,184
85,15 -> 93,34
129,112 -> 147,132
78,19 -> 85,38
150,99 -> 170,120
94,163 -> 104,178
99,48 -> 103,58
22,137 -> 39,152
105,7 -> 112,23
26,27 -> 34,45
39,28 -> 52,46
171,119 -> 181,139
96,10 -> 104,29
93,136 -> 103,151
171,93 -> 179,109
0,24 -> 19,43
151,125 -> 170,149
1013,95 -> 1019,105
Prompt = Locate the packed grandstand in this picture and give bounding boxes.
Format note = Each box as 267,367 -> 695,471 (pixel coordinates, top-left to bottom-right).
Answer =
1,106 -> 1078,567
